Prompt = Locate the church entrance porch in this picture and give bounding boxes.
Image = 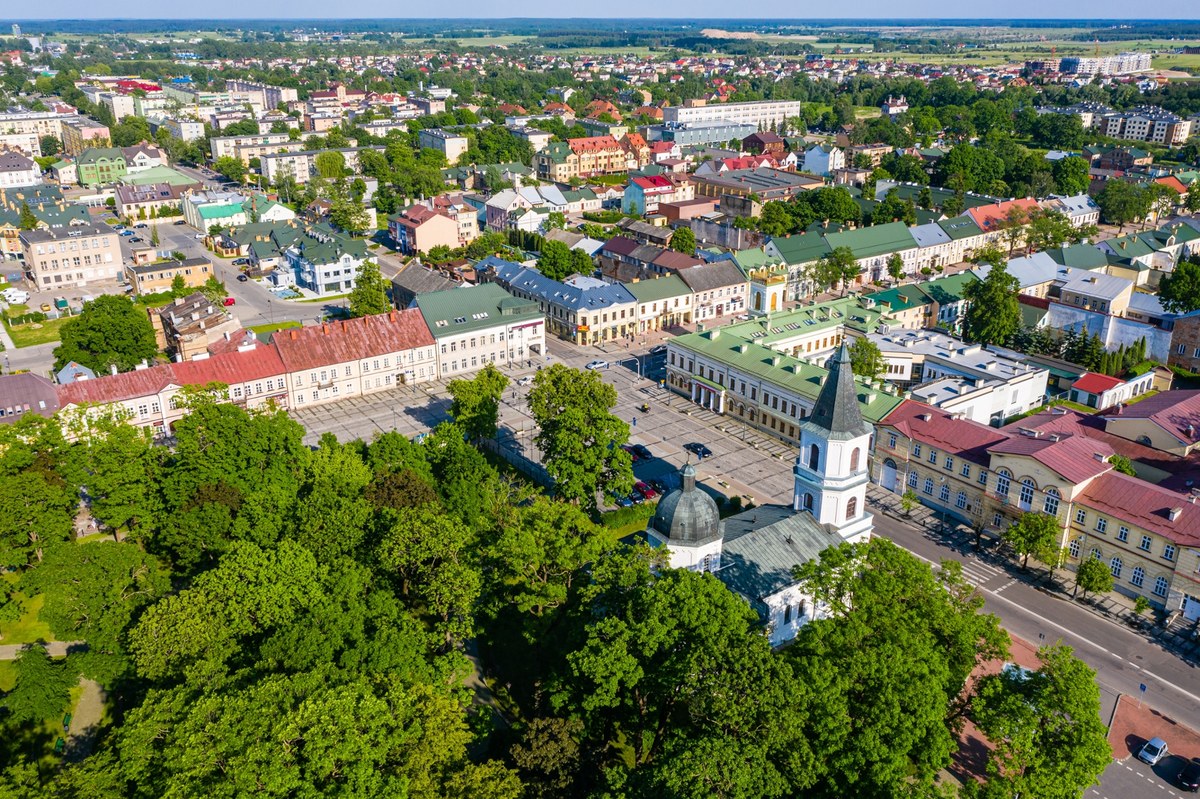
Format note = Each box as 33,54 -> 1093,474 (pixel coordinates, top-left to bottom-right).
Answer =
689,376 -> 726,414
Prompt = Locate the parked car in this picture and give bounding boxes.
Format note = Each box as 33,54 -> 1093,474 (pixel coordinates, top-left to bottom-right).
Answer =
585,359 -> 609,370
134,223 -> 148,229
120,230 -> 135,237
233,258 -> 249,266
649,344 -> 667,355
629,492 -> 645,505
631,444 -> 652,460
222,297 -> 236,307
517,376 -> 533,386
621,444 -> 640,463
194,233 -> 206,240
614,495 -> 634,508
684,442 -> 713,459
236,274 -> 249,282
1179,758 -> 1200,792
1138,737 -> 1169,766
634,481 -> 657,500
129,237 -> 142,243
650,479 -> 668,495
173,219 -> 187,225
40,303 -> 52,312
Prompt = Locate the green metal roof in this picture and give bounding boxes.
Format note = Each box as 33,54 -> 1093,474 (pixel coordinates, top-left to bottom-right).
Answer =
864,284 -> 932,313
937,215 -> 985,241
624,274 -> 691,303
199,202 -> 244,220
76,147 -> 125,165
415,282 -> 541,337
824,221 -> 918,259
712,296 -> 882,348
768,233 -> 831,266
916,271 -> 979,305
671,330 -> 902,423
1046,243 -> 1108,270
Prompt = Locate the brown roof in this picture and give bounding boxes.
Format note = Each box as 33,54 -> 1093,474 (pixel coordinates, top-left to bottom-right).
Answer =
882,400 -> 1009,465
651,250 -> 704,272
988,432 -> 1114,484
1006,407 -> 1191,475
271,310 -> 434,372
1077,471 -> 1200,546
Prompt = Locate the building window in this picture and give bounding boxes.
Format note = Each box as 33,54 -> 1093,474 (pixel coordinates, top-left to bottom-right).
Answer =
850,448 -> 860,472
995,471 -> 1010,497
960,462 -> 970,478
1164,544 -> 1176,561
1068,538 -> 1081,559
955,491 -> 967,509
908,471 -> 918,488
939,484 -> 950,502
808,444 -> 819,471
1018,479 -> 1035,510
978,470 -> 988,486
912,443 -> 921,458
1095,518 -> 1107,534
846,497 -> 857,519
1110,557 -> 1122,579
928,449 -> 937,464
1090,547 -> 1102,561
944,455 -> 953,471
1130,567 -> 1145,587
923,478 -> 934,495
992,512 -> 1003,527
1152,576 -> 1169,597
1139,535 -> 1152,552
1075,509 -> 1086,525
887,433 -> 897,449
1043,489 -> 1060,516
1117,526 -> 1129,542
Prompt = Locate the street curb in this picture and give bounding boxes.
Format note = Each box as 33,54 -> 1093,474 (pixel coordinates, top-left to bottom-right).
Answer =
1108,692 -> 1123,732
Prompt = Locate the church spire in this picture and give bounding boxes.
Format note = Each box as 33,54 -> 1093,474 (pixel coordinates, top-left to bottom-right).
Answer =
808,343 -> 871,441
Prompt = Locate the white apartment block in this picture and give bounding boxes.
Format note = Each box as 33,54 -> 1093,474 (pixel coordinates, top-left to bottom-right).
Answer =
417,128 -> 471,163
210,132 -> 294,162
662,99 -> 804,130
19,224 -> 123,288
415,283 -> 547,377
1099,107 -> 1192,146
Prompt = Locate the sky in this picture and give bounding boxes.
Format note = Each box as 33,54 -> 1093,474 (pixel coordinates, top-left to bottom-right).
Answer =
11,5 -> 1200,20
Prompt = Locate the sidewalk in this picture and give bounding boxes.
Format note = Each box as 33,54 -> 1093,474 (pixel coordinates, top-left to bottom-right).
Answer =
1109,691 -> 1200,763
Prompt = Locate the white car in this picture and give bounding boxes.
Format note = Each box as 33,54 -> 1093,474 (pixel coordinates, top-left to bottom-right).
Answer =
517,376 -> 533,386
585,359 -> 609,370
1138,737 -> 1168,766
194,233 -> 206,240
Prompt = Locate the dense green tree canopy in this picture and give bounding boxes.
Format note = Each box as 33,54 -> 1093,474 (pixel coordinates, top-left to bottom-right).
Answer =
53,295 -> 159,374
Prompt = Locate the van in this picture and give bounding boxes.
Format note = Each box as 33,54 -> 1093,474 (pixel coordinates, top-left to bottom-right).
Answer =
2,289 -> 29,304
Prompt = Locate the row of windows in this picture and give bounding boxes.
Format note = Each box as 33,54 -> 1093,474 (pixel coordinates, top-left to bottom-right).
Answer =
1068,542 -> 1171,596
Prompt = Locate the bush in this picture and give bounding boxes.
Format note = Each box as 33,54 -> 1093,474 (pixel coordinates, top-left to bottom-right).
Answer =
596,502 -> 655,530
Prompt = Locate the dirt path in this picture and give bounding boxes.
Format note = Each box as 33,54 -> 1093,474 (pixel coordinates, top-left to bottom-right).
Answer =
64,677 -> 105,761
0,641 -> 85,660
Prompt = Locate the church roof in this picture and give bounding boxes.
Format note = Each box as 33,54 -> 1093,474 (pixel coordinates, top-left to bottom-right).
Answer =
718,504 -> 838,613
650,463 -> 722,546
806,344 -> 872,441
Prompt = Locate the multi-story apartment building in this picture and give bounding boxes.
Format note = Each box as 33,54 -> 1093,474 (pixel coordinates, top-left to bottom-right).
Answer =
535,135 -> 635,182
260,146 -> 384,185
0,151 -> 40,188
417,128 -> 471,163
661,98 -> 804,130
0,131 -> 43,157
283,224 -> 369,297
60,118 -> 111,155
415,283 -> 546,376
20,223 -> 122,287
211,134 -> 305,166
1060,52 -> 1152,76
224,80 -> 299,109
1098,107 -> 1193,146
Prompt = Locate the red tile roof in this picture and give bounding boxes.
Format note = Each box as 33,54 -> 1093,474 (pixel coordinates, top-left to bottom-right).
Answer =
1004,407 -> 1187,474
569,135 -> 623,155
631,175 -> 674,191
271,310 -> 434,373
967,198 -> 1040,233
881,400 -> 1009,465
988,432 -> 1114,484
58,344 -> 286,407
1102,390 -> 1200,445
1072,372 -> 1125,395
1077,471 -> 1200,546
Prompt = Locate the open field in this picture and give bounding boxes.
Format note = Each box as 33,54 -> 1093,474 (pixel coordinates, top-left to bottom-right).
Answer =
4,316 -> 71,348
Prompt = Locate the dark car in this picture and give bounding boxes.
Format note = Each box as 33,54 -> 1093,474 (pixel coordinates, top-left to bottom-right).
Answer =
649,479 -> 668,495
174,219 -> 187,225
1180,758 -> 1200,792
134,223 -> 148,229
634,481 -> 658,500
621,444 -> 640,463
129,237 -> 142,243
236,274 -> 249,282
233,258 -> 249,266
649,344 -> 668,355
631,444 -> 652,461
684,442 -> 713,459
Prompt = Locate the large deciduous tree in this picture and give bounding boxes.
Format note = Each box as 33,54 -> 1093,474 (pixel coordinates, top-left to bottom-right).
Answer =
1157,258 -> 1200,314
447,363 -> 508,442
969,645 -> 1111,799
53,295 -> 159,374
527,364 -> 634,511
347,260 -> 390,317
962,261 -> 1020,347
1,644 -> 76,726
1002,512 -> 1061,570
848,336 -> 885,381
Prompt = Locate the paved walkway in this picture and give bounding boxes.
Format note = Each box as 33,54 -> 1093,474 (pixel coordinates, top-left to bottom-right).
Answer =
0,640 -> 85,660
65,678 -> 104,761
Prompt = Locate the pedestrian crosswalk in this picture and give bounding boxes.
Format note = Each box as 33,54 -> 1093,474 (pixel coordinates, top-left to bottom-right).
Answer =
958,558 -> 1004,587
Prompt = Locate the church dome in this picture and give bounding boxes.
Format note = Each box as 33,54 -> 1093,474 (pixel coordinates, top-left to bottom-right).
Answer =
651,463 -> 722,546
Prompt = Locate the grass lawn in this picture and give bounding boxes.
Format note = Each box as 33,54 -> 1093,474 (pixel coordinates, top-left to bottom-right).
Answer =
4,316 -> 71,348
248,320 -> 302,335
299,293 -> 351,303
0,591 -> 53,646
0,661 -> 16,692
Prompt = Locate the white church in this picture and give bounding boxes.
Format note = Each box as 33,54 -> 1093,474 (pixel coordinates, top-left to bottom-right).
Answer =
645,344 -> 874,646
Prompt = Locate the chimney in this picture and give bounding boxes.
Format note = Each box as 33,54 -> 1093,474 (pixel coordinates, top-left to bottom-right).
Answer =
1168,507 -> 1182,522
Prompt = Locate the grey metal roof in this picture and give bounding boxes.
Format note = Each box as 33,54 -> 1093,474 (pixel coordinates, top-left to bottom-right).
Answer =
718,504 -> 838,609
805,344 -> 872,441
677,260 -> 746,293
651,463 -> 722,545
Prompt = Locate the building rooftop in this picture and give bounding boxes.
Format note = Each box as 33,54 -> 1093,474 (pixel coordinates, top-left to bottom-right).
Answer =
272,309 -> 435,372
415,282 -> 541,337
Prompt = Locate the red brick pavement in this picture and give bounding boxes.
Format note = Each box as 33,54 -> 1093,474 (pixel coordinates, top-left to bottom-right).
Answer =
1109,692 -> 1200,763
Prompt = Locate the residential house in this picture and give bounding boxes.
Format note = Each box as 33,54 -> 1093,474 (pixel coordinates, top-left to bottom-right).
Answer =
0,373 -> 59,423
626,275 -> 694,332
20,224 -> 122,288
742,131 -> 787,158
676,260 -> 749,323
75,147 -> 126,187
801,144 -> 845,177
417,129 -> 471,163
389,204 -> 460,255
282,224 -> 370,297
390,262 -> 458,308
153,292 -> 242,360
0,151 -> 40,188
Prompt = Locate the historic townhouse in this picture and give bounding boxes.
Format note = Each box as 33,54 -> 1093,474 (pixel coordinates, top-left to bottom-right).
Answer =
416,283 -> 545,376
